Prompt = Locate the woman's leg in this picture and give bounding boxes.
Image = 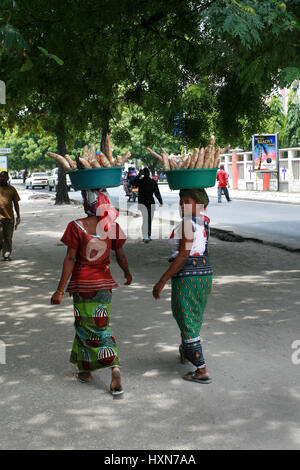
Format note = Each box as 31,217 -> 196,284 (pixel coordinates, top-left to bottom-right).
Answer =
139,203 -> 149,239
71,291 -> 120,381
110,366 -> 122,390
147,204 -> 155,238
172,276 -> 213,379
77,371 -> 92,383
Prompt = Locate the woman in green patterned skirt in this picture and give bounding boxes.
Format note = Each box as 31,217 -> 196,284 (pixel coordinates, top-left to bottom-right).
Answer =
153,188 -> 213,384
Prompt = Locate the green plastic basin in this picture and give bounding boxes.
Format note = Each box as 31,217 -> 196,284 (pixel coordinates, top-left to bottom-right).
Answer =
67,167 -> 124,191
166,168 -> 218,190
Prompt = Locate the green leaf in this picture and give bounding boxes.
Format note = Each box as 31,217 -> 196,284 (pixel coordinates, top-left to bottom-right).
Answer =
38,46 -> 64,65
279,67 -> 300,88
48,54 -> 64,66
0,23 -> 27,49
37,46 -> 49,56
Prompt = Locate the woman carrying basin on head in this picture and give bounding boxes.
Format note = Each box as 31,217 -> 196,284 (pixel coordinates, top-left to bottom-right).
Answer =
51,189 -> 132,395
153,188 -> 213,384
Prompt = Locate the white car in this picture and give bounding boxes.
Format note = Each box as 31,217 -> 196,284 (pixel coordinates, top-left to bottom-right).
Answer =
25,172 -> 49,189
47,168 -> 72,191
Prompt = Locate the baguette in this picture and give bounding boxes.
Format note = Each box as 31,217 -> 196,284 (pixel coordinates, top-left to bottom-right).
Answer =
122,151 -> 131,165
176,158 -> 184,169
105,134 -> 114,165
79,157 -> 91,169
46,152 -> 72,171
190,149 -> 199,169
90,159 -> 101,168
81,145 -> 89,160
169,156 -> 178,169
202,146 -> 211,169
183,154 -> 191,169
99,152 -> 111,167
161,151 -> 170,170
88,144 -> 96,163
75,154 -> 84,169
64,154 -> 77,170
147,147 -> 163,163
195,148 -> 205,169
213,148 -> 221,168
116,155 -> 124,166
207,135 -> 215,168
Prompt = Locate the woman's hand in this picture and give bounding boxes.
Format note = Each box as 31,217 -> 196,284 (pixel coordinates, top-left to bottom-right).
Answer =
153,279 -> 166,299
51,292 -> 63,305
124,271 -> 132,285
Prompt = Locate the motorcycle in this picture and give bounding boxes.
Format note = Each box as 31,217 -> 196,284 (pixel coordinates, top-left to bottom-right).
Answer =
124,181 -> 138,202
128,185 -> 138,202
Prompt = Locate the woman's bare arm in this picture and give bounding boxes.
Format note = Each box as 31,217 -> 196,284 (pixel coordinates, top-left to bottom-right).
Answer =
153,220 -> 194,299
51,247 -> 77,304
115,247 -> 132,285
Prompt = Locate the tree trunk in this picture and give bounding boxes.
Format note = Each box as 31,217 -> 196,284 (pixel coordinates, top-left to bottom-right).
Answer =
100,119 -> 110,154
55,136 -> 70,205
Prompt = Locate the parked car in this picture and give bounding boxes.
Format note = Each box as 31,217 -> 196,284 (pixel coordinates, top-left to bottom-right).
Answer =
25,172 -> 49,189
47,168 -> 72,191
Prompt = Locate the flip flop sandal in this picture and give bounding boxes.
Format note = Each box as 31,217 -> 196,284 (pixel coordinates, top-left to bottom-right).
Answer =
179,345 -> 189,364
183,371 -> 212,385
75,372 -> 92,384
110,387 -> 124,396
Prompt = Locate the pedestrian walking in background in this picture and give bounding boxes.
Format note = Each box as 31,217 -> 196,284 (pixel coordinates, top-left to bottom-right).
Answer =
217,165 -> 232,203
0,171 -> 21,261
50,189 -> 132,395
133,168 -> 163,243
22,169 -> 28,184
153,188 -> 213,384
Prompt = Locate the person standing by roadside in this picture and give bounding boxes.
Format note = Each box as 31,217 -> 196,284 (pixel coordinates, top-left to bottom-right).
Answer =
133,168 -> 163,243
217,165 -> 231,203
0,171 -> 21,261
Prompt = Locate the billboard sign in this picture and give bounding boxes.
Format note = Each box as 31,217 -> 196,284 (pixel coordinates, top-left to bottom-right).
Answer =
0,155 -> 8,172
252,134 -> 278,172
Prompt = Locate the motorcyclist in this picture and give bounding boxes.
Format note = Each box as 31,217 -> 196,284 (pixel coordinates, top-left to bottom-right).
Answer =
124,167 -> 137,196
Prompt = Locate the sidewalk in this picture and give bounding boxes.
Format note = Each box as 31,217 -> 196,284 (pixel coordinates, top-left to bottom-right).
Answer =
0,191 -> 300,450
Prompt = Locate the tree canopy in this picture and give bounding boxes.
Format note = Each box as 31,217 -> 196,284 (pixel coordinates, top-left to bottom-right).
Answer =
0,1 -> 299,200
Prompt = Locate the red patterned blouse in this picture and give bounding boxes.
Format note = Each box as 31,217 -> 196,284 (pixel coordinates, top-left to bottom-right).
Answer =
61,220 -> 126,293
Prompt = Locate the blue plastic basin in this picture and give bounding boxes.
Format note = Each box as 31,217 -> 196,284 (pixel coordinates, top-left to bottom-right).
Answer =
67,167 -> 124,190
166,168 -> 218,190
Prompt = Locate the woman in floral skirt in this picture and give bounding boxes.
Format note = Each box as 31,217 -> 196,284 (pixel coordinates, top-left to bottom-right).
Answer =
153,188 -> 213,384
51,190 -> 132,395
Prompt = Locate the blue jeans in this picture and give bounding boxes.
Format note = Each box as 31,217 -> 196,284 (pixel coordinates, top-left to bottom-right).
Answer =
218,186 -> 231,202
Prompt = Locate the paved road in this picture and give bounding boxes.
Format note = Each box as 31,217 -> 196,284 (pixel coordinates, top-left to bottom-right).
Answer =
15,182 -> 300,250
